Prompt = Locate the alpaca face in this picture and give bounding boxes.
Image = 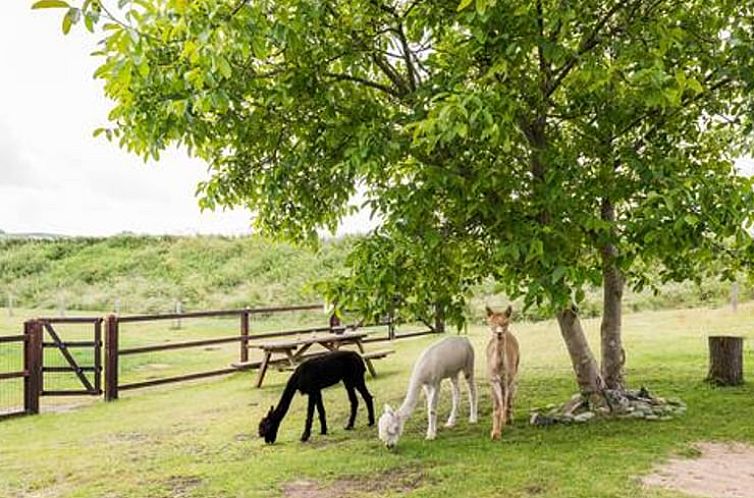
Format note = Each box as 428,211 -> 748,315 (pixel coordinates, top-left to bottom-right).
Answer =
258,406 -> 279,444
486,305 -> 512,336
378,404 -> 403,449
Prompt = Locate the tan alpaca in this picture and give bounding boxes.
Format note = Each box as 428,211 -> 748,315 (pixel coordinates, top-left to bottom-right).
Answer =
485,305 -> 520,440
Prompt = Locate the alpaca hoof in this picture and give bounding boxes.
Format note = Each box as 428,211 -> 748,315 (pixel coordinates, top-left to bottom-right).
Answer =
300,433 -> 311,442
490,431 -> 500,440
320,429 -> 328,435
444,420 -> 456,428
344,425 -> 354,431
425,433 -> 436,441
469,417 -> 478,424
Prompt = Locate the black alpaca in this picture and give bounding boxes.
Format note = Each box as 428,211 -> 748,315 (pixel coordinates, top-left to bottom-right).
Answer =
257,350 -> 375,444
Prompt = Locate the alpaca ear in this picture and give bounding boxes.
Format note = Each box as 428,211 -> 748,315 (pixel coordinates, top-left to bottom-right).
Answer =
505,305 -> 512,318
267,405 -> 274,415
485,305 -> 494,317
383,404 -> 393,414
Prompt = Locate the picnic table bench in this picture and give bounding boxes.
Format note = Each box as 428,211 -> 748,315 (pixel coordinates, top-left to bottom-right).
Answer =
231,331 -> 394,387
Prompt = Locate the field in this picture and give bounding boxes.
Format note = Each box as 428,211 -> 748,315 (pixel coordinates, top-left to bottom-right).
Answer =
2,302 -> 754,497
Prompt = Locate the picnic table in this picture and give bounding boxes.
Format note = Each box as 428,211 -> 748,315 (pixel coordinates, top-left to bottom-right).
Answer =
250,331 -> 393,388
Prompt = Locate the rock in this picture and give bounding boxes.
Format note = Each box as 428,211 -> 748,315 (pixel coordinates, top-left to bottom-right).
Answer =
530,413 -> 559,426
563,395 -> 587,416
573,412 -> 595,423
530,388 -> 685,427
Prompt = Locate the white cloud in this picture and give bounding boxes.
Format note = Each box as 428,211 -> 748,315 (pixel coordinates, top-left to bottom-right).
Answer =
0,3 -> 252,236
0,124 -> 33,188
736,157 -> 754,177
0,3 -> 378,237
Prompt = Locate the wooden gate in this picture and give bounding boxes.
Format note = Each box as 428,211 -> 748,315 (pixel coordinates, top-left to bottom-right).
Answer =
40,318 -> 102,396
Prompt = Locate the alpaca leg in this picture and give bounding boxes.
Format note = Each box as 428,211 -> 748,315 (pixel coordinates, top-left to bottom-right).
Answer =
500,384 -> 509,431
301,394 -> 316,442
425,384 -> 439,440
505,380 -> 517,425
314,391 -> 327,435
445,375 -> 460,428
344,384 -> 358,430
354,377 -> 375,426
465,371 -> 478,424
490,381 -> 504,440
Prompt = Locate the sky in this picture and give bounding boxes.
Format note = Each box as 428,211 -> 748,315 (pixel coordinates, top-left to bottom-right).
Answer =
0,3 -> 752,237
0,2 -> 375,236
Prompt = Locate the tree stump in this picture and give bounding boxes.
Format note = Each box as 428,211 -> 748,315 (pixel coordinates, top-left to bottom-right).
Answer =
707,336 -> 744,386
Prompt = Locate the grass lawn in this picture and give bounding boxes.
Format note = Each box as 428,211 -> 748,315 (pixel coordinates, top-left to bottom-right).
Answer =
2,303 -> 754,497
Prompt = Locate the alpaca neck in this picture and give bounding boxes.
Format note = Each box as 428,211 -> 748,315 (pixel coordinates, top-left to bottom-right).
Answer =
397,374 -> 423,419
272,370 -> 300,424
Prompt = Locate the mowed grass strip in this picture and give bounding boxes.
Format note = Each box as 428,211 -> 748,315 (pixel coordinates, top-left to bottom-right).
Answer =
1,303 -> 754,497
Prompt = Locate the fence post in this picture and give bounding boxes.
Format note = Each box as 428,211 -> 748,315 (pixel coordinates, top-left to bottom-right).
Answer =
23,320 -> 42,415
329,311 -> 341,334
105,314 -> 119,401
731,282 -> 739,312
94,318 -> 103,395
240,308 -> 250,363
172,300 -> 183,330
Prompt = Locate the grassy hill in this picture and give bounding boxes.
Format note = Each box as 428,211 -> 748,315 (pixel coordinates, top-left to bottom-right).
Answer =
0,235 -> 749,319
0,235 -> 354,314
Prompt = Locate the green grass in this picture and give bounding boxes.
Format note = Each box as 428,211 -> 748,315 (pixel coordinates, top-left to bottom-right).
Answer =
2,302 -> 754,497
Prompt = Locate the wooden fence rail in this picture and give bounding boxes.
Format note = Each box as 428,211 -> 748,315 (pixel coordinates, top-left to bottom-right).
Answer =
0,303 -> 443,416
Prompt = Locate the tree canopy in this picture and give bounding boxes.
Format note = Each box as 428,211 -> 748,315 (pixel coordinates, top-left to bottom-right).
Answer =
37,0 -> 754,389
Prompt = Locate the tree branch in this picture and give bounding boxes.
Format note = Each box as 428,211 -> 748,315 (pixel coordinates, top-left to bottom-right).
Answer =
230,0 -> 249,18
546,0 -> 639,99
323,71 -> 404,98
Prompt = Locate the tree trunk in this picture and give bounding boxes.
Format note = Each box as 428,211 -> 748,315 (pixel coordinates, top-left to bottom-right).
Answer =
707,336 -> 744,386
599,198 -> 625,390
556,307 -> 605,397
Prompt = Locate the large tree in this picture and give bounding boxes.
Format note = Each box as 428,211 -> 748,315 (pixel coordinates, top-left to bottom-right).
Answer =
38,0 -> 754,398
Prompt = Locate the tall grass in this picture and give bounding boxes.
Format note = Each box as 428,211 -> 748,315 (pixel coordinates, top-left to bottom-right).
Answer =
0,235 -> 355,314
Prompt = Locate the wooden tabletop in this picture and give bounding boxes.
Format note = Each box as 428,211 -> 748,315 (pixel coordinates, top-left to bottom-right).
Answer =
252,331 -> 368,350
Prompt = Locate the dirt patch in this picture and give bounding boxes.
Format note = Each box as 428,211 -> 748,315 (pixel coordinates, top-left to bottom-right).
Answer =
164,476 -> 203,498
282,467 -> 425,498
643,442 -> 754,498
108,431 -> 152,443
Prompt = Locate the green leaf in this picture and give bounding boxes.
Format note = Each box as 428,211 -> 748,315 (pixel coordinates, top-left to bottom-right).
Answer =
217,56 -> 232,79
575,288 -> 585,304
31,0 -> 69,9
457,0 -> 473,11
551,266 -> 566,284
62,10 -> 73,34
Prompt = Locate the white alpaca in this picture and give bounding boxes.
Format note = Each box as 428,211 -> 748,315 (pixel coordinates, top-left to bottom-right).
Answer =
378,336 -> 477,448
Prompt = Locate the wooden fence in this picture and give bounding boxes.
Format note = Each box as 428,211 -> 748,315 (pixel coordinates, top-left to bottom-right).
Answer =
0,322 -> 42,419
1,304 -> 440,417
